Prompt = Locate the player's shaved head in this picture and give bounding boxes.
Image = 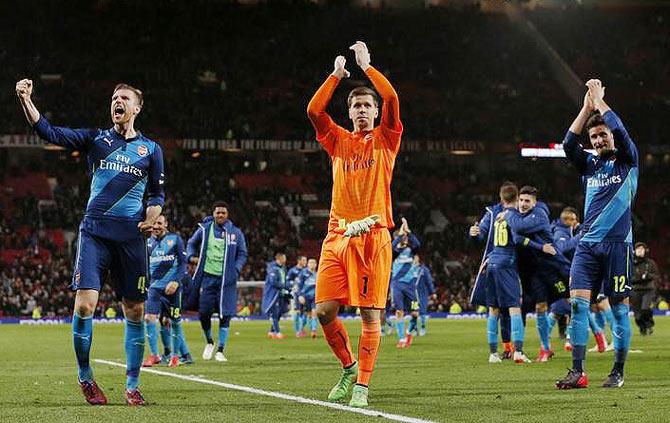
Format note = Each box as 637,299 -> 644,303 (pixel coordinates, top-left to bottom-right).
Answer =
562,206 -> 579,216
499,182 -> 518,204
560,206 -> 579,228
347,86 -> 379,108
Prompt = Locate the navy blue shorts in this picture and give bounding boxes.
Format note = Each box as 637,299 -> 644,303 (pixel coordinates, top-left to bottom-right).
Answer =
550,298 -> 571,316
146,286 -> 182,320
570,242 -> 633,298
392,283 -> 418,313
303,296 -> 316,312
71,226 -> 148,301
529,268 -> 570,305
485,263 -> 521,308
292,292 -> 303,311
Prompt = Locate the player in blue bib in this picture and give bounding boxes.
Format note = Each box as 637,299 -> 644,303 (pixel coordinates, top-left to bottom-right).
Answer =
16,80 -> 164,406
142,215 -> 193,368
186,202 -> 248,362
556,80 -> 638,390
298,258 -> 319,338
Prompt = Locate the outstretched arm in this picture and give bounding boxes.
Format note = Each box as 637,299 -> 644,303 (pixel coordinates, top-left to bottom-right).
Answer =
16,79 -> 96,150
586,79 -> 639,167
307,56 -> 349,156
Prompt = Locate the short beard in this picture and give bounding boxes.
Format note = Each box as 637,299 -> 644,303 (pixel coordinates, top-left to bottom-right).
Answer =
598,148 -> 616,159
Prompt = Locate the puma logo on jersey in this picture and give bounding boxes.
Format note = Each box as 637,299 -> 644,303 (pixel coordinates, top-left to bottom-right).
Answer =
103,137 -> 113,147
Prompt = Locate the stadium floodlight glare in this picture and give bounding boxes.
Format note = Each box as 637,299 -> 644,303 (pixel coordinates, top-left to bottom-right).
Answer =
520,143 -> 596,158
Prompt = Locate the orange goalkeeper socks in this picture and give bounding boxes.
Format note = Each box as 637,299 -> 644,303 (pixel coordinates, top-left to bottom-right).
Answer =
357,320 -> 381,386
322,318 -> 355,368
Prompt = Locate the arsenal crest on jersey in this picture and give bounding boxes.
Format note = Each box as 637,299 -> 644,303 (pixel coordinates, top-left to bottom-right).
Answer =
137,145 -> 148,157
167,239 -> 174,247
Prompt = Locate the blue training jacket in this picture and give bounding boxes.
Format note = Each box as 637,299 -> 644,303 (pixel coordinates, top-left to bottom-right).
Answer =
262,261 -> 289,314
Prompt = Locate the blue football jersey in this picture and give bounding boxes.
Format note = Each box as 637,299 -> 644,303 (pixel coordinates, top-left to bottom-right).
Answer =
563,110 -> 638,243
147,232 -> 187,290
287,265 -> 304,291
34,117 -> 165,240
391,246 -> 415,285
299,268 -> 317,299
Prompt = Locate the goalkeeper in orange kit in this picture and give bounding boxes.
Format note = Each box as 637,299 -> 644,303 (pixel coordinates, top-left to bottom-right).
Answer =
307,41 -> 402,408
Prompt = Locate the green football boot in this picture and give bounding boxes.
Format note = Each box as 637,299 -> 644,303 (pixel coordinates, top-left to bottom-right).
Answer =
348,384 -> 369,408
327,362 -> 358,402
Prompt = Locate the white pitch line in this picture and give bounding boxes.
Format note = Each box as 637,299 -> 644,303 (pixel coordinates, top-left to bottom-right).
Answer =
94,359 -> 437,423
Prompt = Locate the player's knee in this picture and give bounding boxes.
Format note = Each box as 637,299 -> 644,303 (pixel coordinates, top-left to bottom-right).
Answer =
359,308 -> 380,323
122,299 -> 144,321
144,314 -> 157,323
74,302 -> 95,318
536,303 -> 548,313
316,304 -> 337,325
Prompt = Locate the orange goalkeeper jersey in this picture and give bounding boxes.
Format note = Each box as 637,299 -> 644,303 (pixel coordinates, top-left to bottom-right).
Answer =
307,67 -> 403,232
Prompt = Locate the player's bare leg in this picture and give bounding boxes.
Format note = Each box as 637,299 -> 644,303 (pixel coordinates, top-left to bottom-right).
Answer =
73,289 -> 107,405
317,300 -> 358,402
122,299 -> 147,405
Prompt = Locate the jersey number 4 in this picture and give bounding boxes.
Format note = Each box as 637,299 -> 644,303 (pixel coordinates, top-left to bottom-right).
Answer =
493,221 -> 509,247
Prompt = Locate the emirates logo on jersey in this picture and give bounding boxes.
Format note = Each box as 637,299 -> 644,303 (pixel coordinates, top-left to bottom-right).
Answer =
137,145 -> 148,157
343,153 -> 375,173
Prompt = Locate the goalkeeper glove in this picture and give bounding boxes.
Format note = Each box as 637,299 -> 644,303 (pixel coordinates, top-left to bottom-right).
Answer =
343,215 -> 381,237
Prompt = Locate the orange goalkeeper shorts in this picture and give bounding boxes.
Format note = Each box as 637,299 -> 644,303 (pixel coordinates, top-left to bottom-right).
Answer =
315,228 -> 392,309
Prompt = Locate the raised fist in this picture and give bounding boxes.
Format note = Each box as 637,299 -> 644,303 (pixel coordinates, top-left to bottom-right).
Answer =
16,79 -> 33,100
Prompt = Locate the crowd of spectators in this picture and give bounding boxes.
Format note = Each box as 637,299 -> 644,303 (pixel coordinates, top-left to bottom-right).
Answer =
2,0 -> 576,144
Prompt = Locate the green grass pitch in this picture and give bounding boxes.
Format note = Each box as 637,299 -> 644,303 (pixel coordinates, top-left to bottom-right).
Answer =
1,317 -> 667,422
